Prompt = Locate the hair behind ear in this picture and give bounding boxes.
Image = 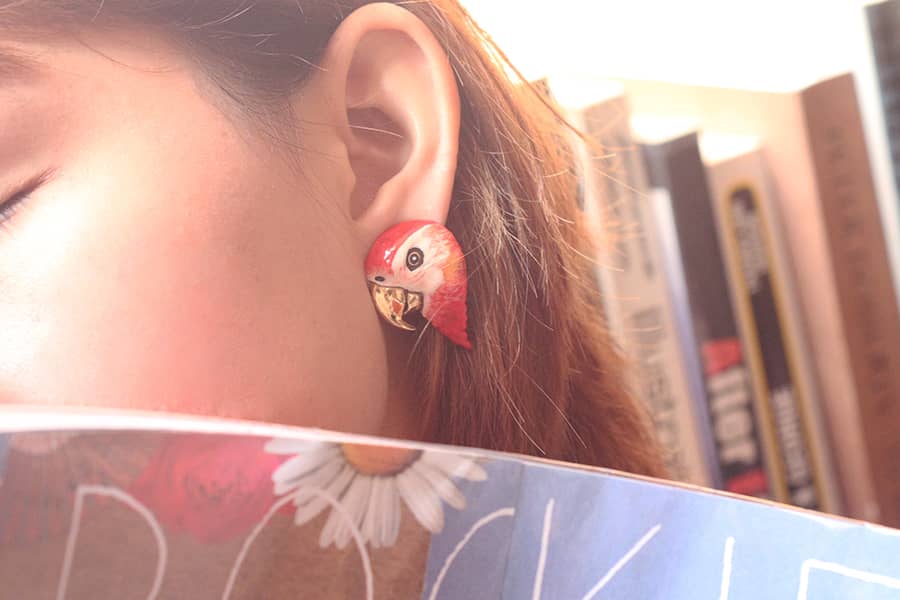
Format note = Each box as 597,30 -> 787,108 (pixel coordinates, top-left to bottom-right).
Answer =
397,1 -> 667,477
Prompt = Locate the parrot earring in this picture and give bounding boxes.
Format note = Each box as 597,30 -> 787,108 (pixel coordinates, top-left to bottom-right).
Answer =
364,220 -> 472,349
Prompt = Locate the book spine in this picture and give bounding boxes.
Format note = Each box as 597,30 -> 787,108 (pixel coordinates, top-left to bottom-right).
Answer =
641,134 -> 771,497
576,100 -> 716,487
804,73 -> 900,527
616,74 -> 870,518
649,187 -> 724,490
866,0 -> 900,196
709,151 -> 840,511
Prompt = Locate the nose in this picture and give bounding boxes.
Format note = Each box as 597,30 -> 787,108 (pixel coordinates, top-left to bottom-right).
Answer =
374,276 -> 385,282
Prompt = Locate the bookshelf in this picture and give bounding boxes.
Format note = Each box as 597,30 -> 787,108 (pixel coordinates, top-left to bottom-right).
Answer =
464,0 -> 900,528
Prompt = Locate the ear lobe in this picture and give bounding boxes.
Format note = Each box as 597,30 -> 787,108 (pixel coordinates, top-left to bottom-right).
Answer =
317,3 -> 460,238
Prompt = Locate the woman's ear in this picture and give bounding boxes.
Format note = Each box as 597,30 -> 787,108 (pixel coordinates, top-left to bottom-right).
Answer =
302,2 -> 460,241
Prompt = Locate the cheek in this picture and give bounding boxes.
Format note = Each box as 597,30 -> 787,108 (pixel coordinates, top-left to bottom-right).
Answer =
0,141 -> 389,434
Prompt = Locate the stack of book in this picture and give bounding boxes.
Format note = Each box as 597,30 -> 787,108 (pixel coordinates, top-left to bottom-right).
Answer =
546,0 -> 900,529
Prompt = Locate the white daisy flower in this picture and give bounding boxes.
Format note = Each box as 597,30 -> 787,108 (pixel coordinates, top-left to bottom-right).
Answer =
265,439 -> 488,549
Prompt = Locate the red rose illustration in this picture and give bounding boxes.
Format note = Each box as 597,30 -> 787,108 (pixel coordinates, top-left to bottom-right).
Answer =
130,433 -> 283,544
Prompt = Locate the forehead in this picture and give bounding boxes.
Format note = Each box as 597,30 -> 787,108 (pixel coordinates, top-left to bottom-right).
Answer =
0,35 -> 188,92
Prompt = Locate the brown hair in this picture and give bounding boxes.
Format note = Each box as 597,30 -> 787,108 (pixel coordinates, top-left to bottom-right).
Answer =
1,0 -> 667,477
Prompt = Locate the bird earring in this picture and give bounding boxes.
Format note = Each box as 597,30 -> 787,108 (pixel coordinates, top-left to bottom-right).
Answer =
364,220 -> 472,349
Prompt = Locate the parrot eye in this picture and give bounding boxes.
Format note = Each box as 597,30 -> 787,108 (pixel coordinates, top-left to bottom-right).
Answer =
406,247 -> 424,271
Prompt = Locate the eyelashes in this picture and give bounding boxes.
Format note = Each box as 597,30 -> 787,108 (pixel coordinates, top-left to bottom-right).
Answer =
0,188 -> 31,227
0,169 -> 53,230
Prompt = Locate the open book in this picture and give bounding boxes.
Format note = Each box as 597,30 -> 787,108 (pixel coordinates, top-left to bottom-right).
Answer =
1,407 -> 898,599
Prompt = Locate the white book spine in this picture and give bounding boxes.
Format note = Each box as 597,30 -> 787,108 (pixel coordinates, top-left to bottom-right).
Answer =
568,96 -> 715,487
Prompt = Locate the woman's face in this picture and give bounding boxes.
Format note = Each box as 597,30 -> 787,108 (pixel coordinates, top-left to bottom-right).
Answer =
0,34 -> 393,433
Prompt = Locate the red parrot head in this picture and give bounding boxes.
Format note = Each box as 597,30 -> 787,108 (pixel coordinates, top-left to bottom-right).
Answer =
364,220 -> 471,349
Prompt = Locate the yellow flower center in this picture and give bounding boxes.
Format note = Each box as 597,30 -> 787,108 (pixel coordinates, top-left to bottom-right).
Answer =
340,444 -> 421,476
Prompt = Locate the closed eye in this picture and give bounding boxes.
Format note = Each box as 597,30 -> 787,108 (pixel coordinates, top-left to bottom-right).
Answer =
0,170 -> 52,228
0,189 -> 31,222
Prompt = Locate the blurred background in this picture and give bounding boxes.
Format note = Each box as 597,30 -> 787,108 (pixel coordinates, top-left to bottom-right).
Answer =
461,0 -> 899,263
459,0 -> 900,529
463,0 -> 860,86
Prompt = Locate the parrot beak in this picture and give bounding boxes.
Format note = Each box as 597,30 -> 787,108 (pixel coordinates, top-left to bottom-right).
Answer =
368,283 -> 423,332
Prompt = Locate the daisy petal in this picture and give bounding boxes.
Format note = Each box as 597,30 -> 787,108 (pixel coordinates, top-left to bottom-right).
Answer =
384,481 -> 401,547
319,474 -> 366,549
396,469 -> 444,534
265,438 -> 329,455
361,477 -> 381,548
293,465 -> 354,526
411,460 -> 466,511
275,454 -> 342,496
318,503 -> 342,548
272,446 -> 340,485
336,475 -> 373,550
372,479 -> 387,548
290,457 -> 344,505
420,451 -> 488,482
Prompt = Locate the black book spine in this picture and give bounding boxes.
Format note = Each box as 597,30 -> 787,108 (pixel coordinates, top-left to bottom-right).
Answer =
867,0 -> 900,196
642,134 -> 771,497
724,185 -> 822,509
